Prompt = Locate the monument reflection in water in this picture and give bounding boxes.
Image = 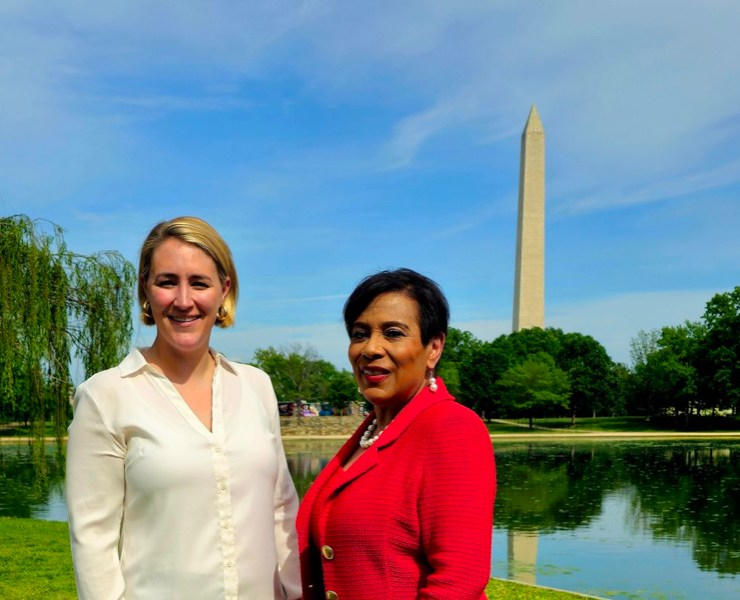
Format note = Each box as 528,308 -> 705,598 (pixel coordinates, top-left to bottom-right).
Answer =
1,439 -> 738,599
489,440 -> 739,599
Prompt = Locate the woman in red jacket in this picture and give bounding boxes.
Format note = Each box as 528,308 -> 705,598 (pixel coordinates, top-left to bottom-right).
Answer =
297,268 -> 496,600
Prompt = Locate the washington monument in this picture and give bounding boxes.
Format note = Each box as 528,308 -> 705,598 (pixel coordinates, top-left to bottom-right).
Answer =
512,105 -> 545,331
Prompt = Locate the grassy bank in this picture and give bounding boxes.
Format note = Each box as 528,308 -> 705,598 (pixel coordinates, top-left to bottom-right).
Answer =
0,517 -> 596,599
485,415 -> 740,436
0,518 -> 76,599
539,415 -> 736,431
3,415 -> 739,444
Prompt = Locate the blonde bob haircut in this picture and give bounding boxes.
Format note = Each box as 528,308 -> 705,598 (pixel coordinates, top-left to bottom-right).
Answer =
137,216 -> 239,328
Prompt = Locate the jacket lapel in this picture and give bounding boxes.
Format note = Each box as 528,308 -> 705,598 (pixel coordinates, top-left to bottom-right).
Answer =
373,380 -> 451,451
298,380 -> 455,553
330,381 -> 453,493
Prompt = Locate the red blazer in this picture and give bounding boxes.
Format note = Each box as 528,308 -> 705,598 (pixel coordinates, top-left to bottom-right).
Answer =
296,379 -> 496,600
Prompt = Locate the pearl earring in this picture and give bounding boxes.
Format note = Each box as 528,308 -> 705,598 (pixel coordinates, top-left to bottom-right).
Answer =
428,375 -> 438,393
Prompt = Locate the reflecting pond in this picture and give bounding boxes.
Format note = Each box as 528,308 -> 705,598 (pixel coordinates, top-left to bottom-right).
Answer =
1,439 -> 738,599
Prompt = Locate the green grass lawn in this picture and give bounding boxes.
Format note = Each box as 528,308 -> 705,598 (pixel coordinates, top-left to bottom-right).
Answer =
489,416 -> 665,432
487,415 -> 740,434
4,416 -> 739,442
0,517 -> 595,599
0,518 -> 77,600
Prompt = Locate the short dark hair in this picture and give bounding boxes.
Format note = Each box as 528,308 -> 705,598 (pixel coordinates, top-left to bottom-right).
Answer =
343,268 -> 449,345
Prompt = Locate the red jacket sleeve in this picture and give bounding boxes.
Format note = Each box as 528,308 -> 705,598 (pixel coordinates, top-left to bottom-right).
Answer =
416,407 -> 496,599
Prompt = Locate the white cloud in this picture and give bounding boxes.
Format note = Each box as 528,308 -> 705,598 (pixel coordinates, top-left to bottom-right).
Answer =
385,89 -> 484,168
4,1 -> 740,211
2,1 -> 737,379
298,2 -> 740,203
556,156 -> 740,214
104,94 -> 254,112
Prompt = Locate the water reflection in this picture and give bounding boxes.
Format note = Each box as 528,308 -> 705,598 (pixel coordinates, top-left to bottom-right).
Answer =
2,438 -> 738,599
0,440 -> 66,520
493,441 -> 739,576
491,440 -> 739,599
283,439 -> 342,498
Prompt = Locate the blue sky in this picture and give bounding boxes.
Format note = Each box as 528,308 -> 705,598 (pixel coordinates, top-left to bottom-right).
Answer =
2,1 -> 738,371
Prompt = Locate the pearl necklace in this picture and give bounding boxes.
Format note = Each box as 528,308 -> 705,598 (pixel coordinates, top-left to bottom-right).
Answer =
359,418 -> 387,449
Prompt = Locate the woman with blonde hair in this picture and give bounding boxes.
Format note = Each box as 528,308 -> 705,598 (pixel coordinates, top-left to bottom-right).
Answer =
67,216 -> 301,599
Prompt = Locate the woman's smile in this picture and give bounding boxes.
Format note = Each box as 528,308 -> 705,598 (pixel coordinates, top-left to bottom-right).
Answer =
361,366 -> 390,383
169,314 -> 200,323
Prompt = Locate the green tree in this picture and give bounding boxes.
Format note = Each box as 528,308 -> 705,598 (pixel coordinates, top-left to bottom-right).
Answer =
447,326 -> 631,423
660,323 -> 704,417
252,344 -> 326,403
698,287 -> 740,415
630,353 -> 668,418
558,332 -> 616,423
252,344 -> 356,412
628,289 -> 740,419
437,327 -> 481,401
0,215 -> 135,440
508,327 -> 563,363
496,352 -> 571,428
628,323 -> 704,420
629,329 -> 661,369
609,362 -> 631,416
326,369 -> 359,414
458,335 -> 514,418
627,328 -> 664,417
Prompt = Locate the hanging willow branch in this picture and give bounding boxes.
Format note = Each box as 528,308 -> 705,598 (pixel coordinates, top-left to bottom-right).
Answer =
0,215 -> 136,441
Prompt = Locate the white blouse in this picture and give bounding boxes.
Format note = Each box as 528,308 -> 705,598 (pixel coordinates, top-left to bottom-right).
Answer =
66,348 -> 301,600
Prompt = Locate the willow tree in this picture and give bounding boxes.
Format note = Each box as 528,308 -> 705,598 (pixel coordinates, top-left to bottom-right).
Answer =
0,215 -> 136,441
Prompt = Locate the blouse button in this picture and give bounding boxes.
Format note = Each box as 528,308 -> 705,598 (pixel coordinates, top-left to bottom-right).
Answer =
321,545 -> 335,560
325,592 -> 339,600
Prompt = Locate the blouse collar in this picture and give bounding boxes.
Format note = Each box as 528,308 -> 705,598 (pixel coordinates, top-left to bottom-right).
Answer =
118,347 -> 238,377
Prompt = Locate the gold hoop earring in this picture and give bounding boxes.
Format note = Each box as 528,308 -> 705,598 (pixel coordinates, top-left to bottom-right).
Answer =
141,300 -> 152,319
216,305 -> 228,323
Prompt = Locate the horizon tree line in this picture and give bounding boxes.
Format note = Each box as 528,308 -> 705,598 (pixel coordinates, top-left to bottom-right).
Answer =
1,214 -> 737,431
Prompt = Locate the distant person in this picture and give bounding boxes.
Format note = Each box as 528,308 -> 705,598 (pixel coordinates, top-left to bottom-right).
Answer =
297,268 -> 496,599
66,216 -> 301,599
